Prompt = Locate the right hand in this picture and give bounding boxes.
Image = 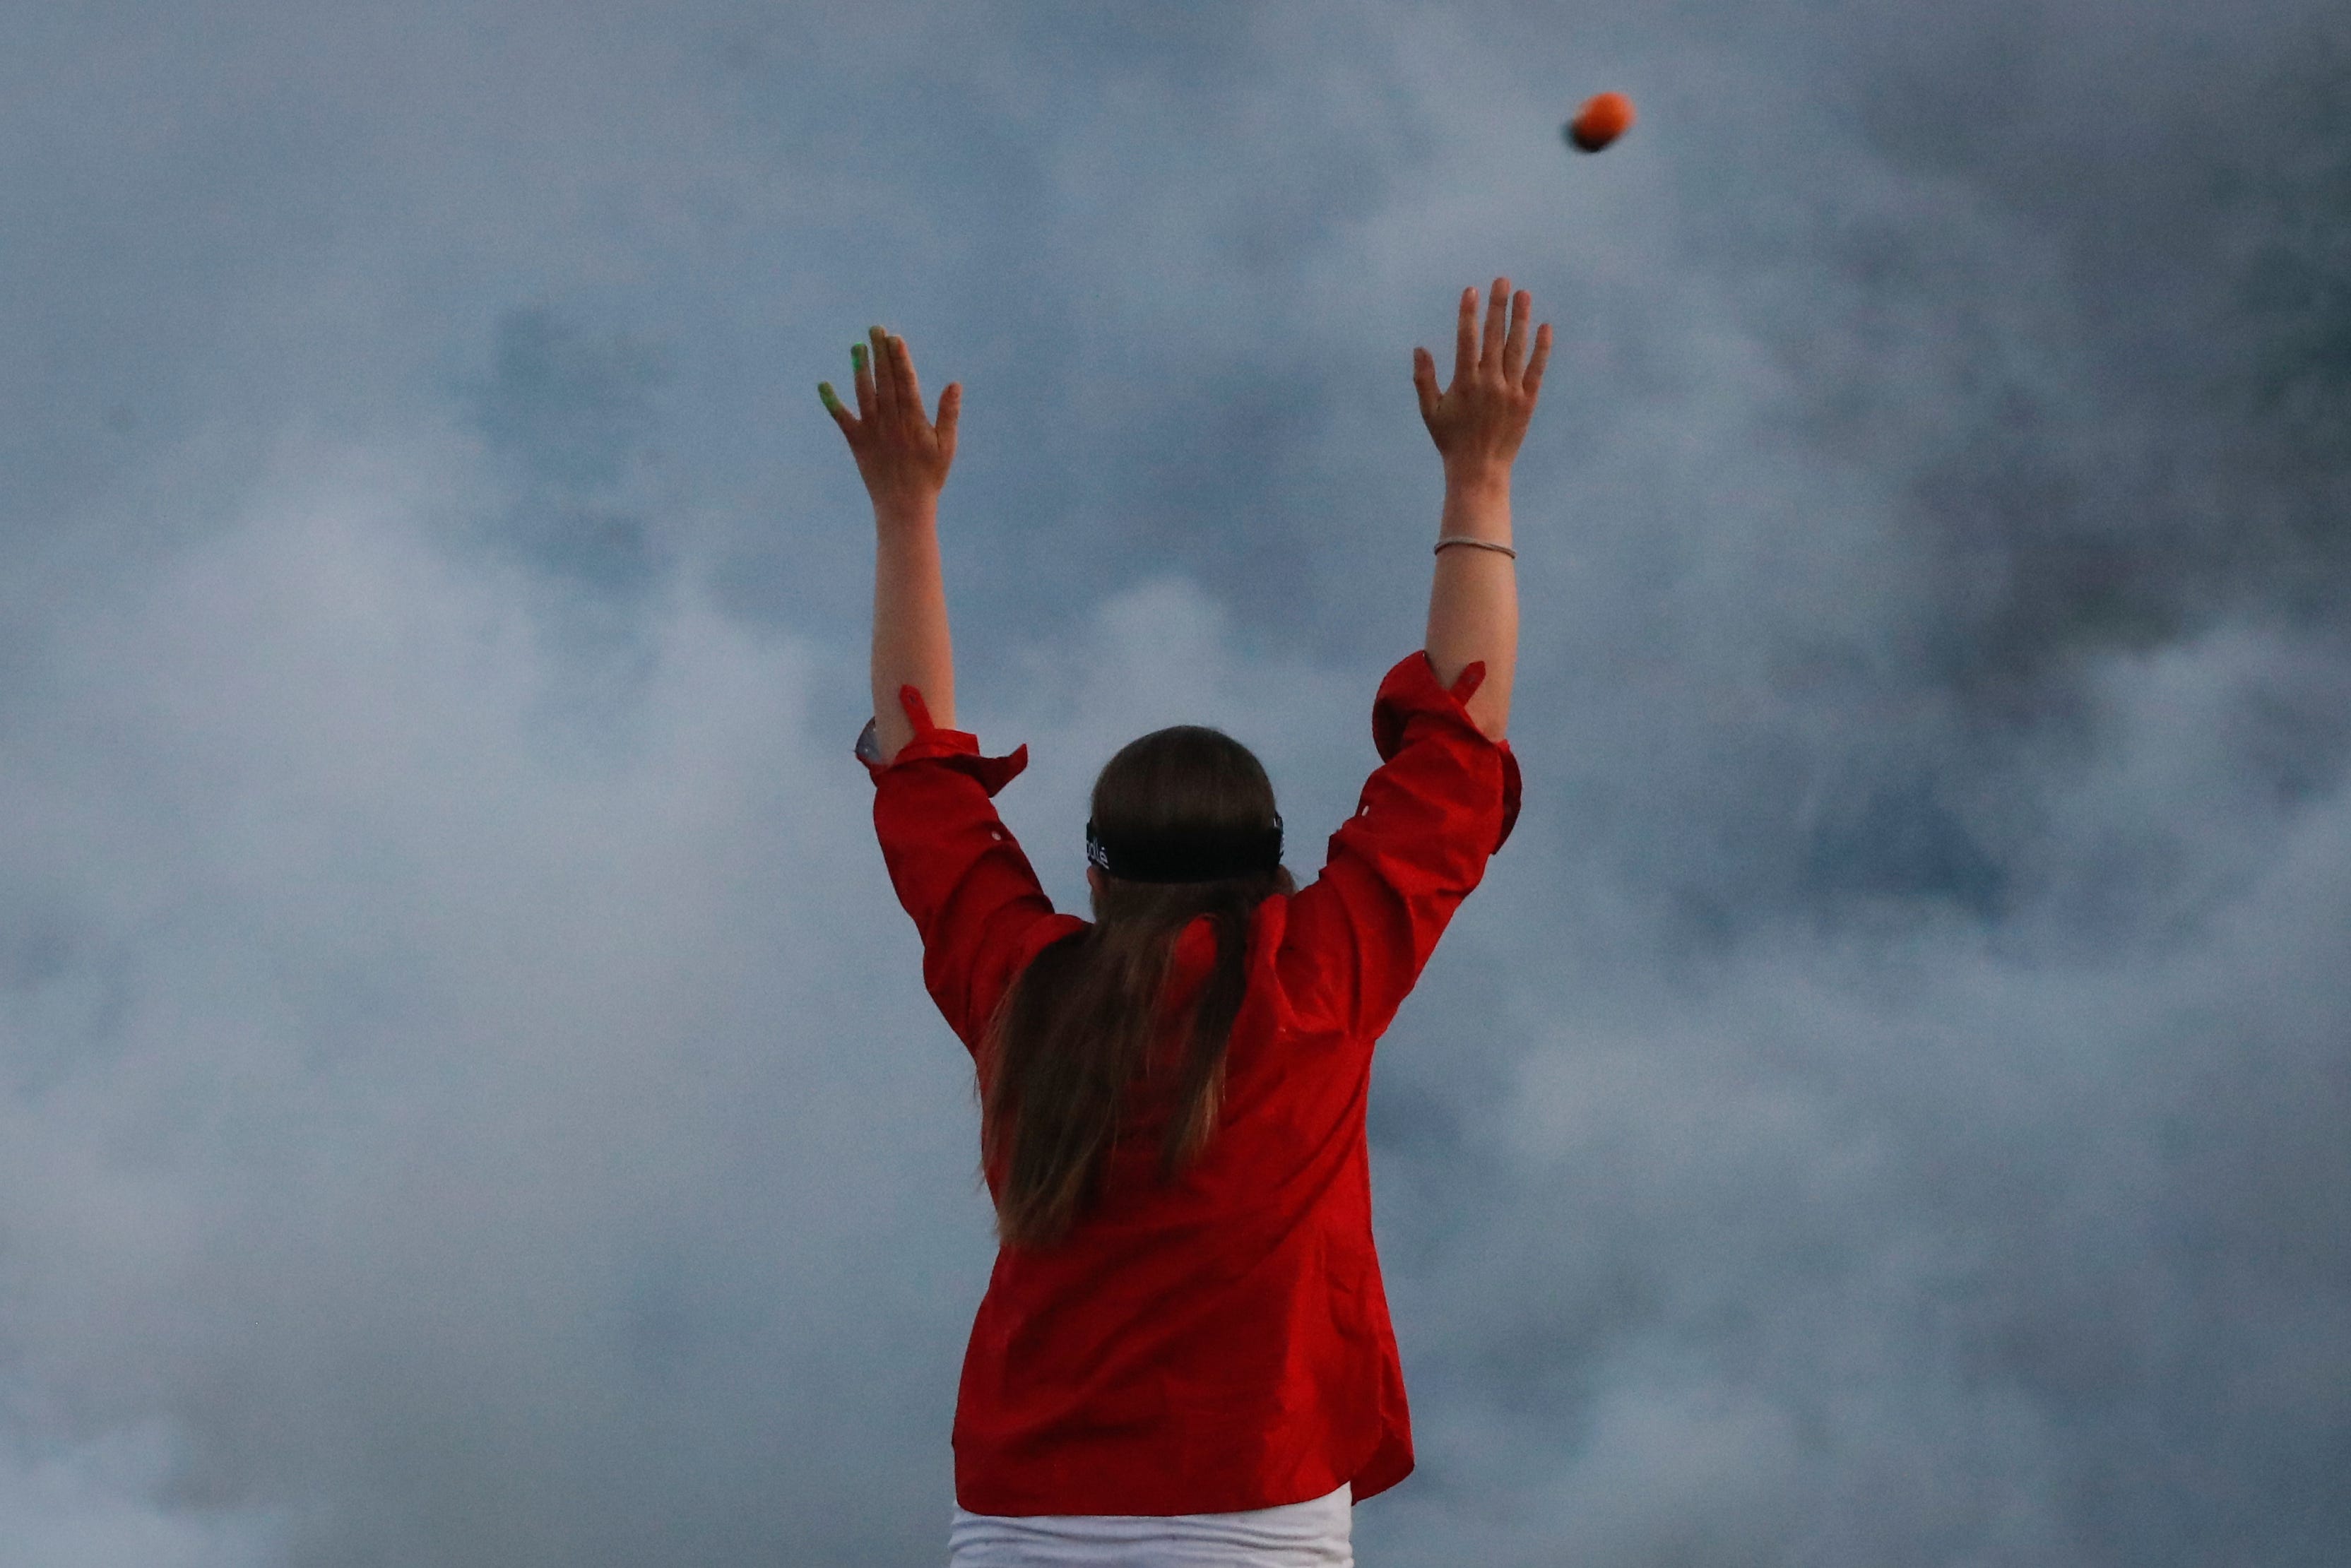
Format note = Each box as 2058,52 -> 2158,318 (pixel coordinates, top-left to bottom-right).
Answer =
820,324 -> 961,518
1412,278 -> 1551,480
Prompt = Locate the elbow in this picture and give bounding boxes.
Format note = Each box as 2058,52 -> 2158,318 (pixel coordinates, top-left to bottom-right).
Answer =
1465,689 -> 1510,744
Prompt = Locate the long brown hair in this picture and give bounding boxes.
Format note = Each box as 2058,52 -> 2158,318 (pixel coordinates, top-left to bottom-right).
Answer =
979,725 -> 1293,1250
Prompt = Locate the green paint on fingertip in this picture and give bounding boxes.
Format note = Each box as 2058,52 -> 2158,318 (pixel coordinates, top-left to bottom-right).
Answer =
851,343 -> 867,368
818,382 -> 841,410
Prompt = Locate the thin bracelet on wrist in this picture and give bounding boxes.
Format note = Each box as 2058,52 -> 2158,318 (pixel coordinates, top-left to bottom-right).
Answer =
1434,535 -> 1517,559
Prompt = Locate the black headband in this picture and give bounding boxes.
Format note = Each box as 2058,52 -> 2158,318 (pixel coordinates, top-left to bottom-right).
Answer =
1085,815 -> 1284,884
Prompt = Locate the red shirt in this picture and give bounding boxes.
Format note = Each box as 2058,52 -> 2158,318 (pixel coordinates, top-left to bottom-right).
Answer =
860,650 -> 1521,1516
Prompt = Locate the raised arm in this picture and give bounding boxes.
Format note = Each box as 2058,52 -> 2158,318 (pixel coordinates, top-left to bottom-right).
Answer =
1411,278 -> 1551,742
822,323 -> 964,764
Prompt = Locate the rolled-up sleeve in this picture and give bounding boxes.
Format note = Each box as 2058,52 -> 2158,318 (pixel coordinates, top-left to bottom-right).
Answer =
861,687 -> 1084,1055
1277,652 -> 1522,1043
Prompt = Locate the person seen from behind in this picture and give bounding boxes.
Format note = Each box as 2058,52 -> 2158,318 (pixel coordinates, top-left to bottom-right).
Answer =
822,277 -> 1548,1566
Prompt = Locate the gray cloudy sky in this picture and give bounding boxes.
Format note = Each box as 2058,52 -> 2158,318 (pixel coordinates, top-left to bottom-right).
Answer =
2,2 -> 2347,1564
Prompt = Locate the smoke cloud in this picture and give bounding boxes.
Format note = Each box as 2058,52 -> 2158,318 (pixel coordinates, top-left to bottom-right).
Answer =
1,1 -> 2345,1563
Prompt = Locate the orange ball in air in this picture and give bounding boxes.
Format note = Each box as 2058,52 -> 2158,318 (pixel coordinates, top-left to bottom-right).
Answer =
1566,91 -> 1636,153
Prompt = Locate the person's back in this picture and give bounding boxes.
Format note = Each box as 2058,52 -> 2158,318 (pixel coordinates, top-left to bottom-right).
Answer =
824,278 -> 1549,1564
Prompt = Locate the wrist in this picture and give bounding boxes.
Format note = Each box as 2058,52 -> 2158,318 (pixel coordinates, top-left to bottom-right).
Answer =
1439,468 -> 1512,542
872,492 -> 940,531
1442,462 -> 1512,501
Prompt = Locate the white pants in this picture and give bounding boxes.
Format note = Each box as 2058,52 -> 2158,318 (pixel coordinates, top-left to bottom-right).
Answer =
949,1482 -> 1352,1567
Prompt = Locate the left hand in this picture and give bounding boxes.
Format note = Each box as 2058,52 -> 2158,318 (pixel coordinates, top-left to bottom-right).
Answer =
1412,278 -> 1549,485
820,325 -> 961,516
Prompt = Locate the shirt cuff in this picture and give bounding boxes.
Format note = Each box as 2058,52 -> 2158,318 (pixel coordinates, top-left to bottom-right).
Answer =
855,683 -> 1030,797
1370,651 -> 1522,851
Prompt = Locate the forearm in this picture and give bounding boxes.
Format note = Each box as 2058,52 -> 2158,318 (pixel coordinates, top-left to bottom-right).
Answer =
870,498 -> 956,763
1423,465 -> 1517,740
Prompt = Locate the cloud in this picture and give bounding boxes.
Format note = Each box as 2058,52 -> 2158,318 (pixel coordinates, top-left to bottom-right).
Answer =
1,1 -> 2346,1564
0,1418 -> 283,1568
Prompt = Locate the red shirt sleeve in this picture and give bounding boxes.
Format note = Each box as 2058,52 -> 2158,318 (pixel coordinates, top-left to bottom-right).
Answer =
860,686 -> 1084,1056
1277,651 -> 1522,1042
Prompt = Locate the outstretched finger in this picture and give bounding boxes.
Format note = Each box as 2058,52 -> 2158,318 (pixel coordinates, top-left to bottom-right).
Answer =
1522,322 -> 1553,400
936,381 -> 961,465
867,325 -> 899,425
852,340 -> 877,420
890,335 -> 924,428
1503,289 -> 1531,376
1481,277 -> 1510,372
1412,345 -> 1440,426
1452,287 -> 1477,390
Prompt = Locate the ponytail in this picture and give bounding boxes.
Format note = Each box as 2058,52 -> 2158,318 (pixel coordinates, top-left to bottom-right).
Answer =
979,726 -> 1290,1249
